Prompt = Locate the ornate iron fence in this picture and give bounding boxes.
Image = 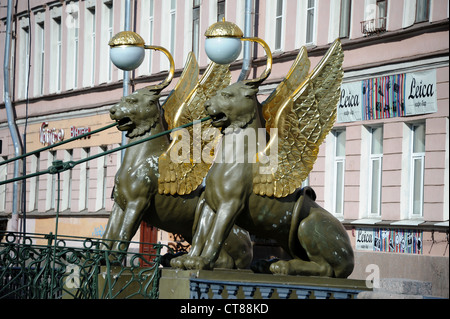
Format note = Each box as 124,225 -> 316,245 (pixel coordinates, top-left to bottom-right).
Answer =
0,231 -> 171,299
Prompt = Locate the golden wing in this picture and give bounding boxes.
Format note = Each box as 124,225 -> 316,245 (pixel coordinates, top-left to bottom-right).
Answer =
261,46 -> 310,132
162,52 -> 199,130
158,62 -> 231,195
254,39 -> 344,198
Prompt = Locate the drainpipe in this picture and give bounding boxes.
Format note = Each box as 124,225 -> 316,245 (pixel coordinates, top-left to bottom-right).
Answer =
238,0 -> 253,82
121,0 -> 132,160
3,0 -> 23,233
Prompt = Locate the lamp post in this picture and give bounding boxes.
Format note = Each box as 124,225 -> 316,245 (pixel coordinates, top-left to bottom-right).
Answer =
108,30 -> 175,92
204,19 -> 272,84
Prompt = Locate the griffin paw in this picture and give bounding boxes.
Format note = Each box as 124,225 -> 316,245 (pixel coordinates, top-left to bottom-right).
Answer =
170,254 -> 189,269
269,260 -> 291,275
183,256 -> 213,270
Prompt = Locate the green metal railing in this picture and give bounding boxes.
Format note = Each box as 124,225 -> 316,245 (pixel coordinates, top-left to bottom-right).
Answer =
0,116 -> 211,186
0,231 -> 172,299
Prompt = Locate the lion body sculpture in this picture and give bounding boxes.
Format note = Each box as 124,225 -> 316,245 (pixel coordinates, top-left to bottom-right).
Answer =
102,88 -> 252,269
172,82 -> 354,277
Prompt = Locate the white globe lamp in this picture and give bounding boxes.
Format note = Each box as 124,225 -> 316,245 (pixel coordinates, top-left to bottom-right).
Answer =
204,20 -> 243,65
109,31 -> 146,71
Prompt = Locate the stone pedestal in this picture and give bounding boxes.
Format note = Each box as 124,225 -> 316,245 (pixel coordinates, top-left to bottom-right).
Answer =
159,268 -> 370,299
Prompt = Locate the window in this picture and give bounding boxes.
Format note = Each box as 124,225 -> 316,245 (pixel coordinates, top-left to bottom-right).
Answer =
362,0 -> 387,35
275,0 -> 284,50
99,1 -> 113,83
148,0 -> 154,73
47,151 -> 57,211
415,0 -> 429,22
410,123 -> 425,217
29,154 -> 41,211
96,146 -> 108,210
339,0 -> 351,38
80,148 -> 91,211
84,5 -> 96,86
0,157 -> 7,212
106,2 -> 113,82
50,16 -> 62,93
62,150 -> 73,211
66,1 -> 79,89
193,0 -> 201,58
377,0 -> 387,20
34,20 -> 45,96
18,17 -> 30,99
170,0 -> 176,55
139,0 -> 154,75
369,127 -> 383,217
306,0 -> 316,44
333,130 -> 346,217
217,0 -> 226,21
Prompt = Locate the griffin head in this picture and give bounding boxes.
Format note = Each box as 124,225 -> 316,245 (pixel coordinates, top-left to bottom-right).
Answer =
204,81 -> 260,132
110,87 -> 161,138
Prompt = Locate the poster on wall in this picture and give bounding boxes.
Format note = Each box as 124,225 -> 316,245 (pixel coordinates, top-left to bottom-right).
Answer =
362,74 -> 406,120
337,81 -> 363,123
355,228 -> 423,254
405,69 -> 437,116
373,229 -> 423,254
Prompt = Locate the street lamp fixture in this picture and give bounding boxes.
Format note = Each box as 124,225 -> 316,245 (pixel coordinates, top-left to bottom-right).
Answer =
109,31 -> 175,90
204,19 -> 273,84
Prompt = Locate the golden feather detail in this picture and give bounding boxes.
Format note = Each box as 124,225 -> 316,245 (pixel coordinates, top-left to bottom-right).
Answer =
254,39 -> 344,198
158,62 -> 231,195
163,52 -> 199,130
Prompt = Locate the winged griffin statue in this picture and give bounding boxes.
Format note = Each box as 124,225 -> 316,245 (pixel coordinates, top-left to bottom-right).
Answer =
164,38 -> 355,278
102,48 -> 253,270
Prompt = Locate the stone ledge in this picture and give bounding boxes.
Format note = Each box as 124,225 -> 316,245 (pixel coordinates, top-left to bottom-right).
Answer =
357,278 -> 433,299
159,268 -> 370,299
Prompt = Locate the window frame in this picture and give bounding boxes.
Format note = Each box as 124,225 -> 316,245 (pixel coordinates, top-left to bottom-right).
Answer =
332,129 -> 346,218
415,0 -> 430,23
368,126 -> 383,218
339,0 -> 352,38
217,0 -> 226,22
170,0 -> 177,56
50,15 -> 62,93
192,0 -> 201,58
18,17 -> 30,99
409,123 -> 426,218
306,0 -> 317,45
274,0 -> 285,51
34,19 -> 45,96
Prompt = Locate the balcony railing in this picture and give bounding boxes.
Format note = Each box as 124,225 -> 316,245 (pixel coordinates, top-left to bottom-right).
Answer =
361,17 -> 387,36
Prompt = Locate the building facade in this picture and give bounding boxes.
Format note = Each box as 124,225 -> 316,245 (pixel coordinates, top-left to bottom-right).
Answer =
0,0 -> 448,297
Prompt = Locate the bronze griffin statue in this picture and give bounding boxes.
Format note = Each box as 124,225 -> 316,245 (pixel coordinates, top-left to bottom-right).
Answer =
167,39 -> 355,278
102,53 -> 253,270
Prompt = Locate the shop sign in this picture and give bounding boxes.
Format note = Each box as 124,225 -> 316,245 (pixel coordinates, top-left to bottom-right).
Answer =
39,122 -> 65,146
338,69 -> 438,123
71,126 -> 91,138
405,69 -> 437,116
355,228 -> 374,251
337,81 -> 363,123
